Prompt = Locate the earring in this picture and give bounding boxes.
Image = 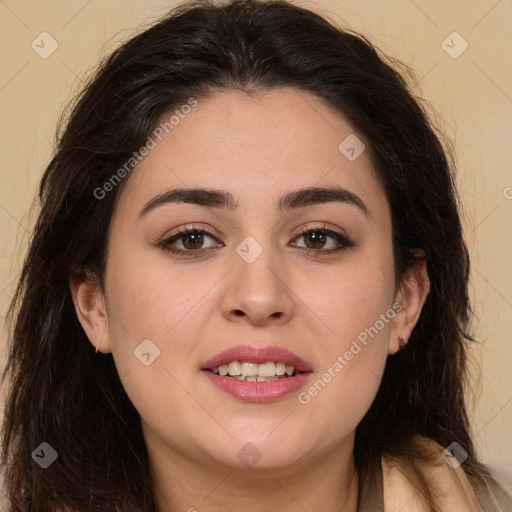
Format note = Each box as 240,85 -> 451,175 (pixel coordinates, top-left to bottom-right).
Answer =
398,336 -> 407,350
95,346 -> 99,354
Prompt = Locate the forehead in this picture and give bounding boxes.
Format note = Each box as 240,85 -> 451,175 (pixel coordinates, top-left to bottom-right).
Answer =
116,87 -> 388,222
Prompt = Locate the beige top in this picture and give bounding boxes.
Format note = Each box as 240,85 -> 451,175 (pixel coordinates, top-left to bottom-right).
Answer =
358,437 -> 512,511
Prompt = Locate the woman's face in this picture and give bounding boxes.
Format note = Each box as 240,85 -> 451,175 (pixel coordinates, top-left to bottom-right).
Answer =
75,87 -> 427,474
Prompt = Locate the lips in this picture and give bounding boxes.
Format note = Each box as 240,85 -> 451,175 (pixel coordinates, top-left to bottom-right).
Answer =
201,345 -> 313,373
201,345 -> 313,402
202,371 -> 312,402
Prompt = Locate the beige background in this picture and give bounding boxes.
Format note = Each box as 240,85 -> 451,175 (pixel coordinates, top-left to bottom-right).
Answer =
0,0 -> 511,468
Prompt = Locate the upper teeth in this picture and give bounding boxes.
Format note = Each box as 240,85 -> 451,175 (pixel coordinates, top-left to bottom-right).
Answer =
212,361 -> 296,377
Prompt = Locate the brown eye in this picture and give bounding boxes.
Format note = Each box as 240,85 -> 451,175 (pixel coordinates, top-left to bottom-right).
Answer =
291,227 -> 355,255
158,227 -> 223,256
181,231 -> 205,250
303,231 -> 328,249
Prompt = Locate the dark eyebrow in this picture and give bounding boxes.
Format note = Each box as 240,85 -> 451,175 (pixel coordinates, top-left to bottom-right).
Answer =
139,188 -> 239,218
278,186 -> 370,218
138,186 -> 370,219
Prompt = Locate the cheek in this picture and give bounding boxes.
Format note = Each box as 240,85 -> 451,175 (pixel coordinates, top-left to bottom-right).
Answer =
102,253 -> 214,442
102,243 -> 222,407
299,254 -> 395,347
105,242 -> 213,340
293,260 -> 394,433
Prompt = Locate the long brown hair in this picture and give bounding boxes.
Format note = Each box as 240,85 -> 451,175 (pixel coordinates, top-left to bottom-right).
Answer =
1,0 -> 492,510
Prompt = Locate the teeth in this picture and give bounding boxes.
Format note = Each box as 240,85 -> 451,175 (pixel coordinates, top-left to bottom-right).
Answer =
258,362 -> 276,377
228,361 -> 241,376
275,362 -> 286,376
210,361 -> 299,378
241,362 -> 259,377
232,375 -> 281,382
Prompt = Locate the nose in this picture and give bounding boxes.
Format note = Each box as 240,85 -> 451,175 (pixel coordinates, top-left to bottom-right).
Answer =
221,243 -> 295,326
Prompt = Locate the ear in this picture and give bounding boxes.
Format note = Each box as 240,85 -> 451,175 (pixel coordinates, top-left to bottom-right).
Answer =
388,250 -> 430,355
69,269 -> 112,354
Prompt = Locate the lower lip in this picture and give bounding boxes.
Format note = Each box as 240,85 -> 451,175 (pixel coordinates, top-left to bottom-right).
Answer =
202,370 -> 312,403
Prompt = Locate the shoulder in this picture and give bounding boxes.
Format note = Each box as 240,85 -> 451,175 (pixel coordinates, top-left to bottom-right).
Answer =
420,439 -> 512,511
381,435 -> 483,511
481,463 -> 512,486
473,463 -> 512,511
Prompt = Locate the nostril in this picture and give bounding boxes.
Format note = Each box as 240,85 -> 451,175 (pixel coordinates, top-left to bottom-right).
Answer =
234,310 -> 244,316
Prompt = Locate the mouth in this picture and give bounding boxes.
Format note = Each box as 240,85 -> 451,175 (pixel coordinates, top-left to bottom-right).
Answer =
200,345 -> 312,402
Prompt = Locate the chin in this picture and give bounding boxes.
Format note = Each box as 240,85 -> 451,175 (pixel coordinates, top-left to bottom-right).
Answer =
204,438 -> 309,473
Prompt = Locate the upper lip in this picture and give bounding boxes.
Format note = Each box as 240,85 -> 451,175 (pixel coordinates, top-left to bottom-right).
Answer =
202,345 -> 313,372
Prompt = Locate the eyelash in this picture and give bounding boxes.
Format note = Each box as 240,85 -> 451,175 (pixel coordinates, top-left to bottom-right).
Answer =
157,224 -> 356,257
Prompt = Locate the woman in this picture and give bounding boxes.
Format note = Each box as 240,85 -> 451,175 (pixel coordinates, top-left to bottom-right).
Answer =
1,0 -> 511,510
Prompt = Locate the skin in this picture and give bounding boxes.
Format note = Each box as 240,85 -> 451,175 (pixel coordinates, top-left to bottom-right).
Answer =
70,87 -> 430,511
